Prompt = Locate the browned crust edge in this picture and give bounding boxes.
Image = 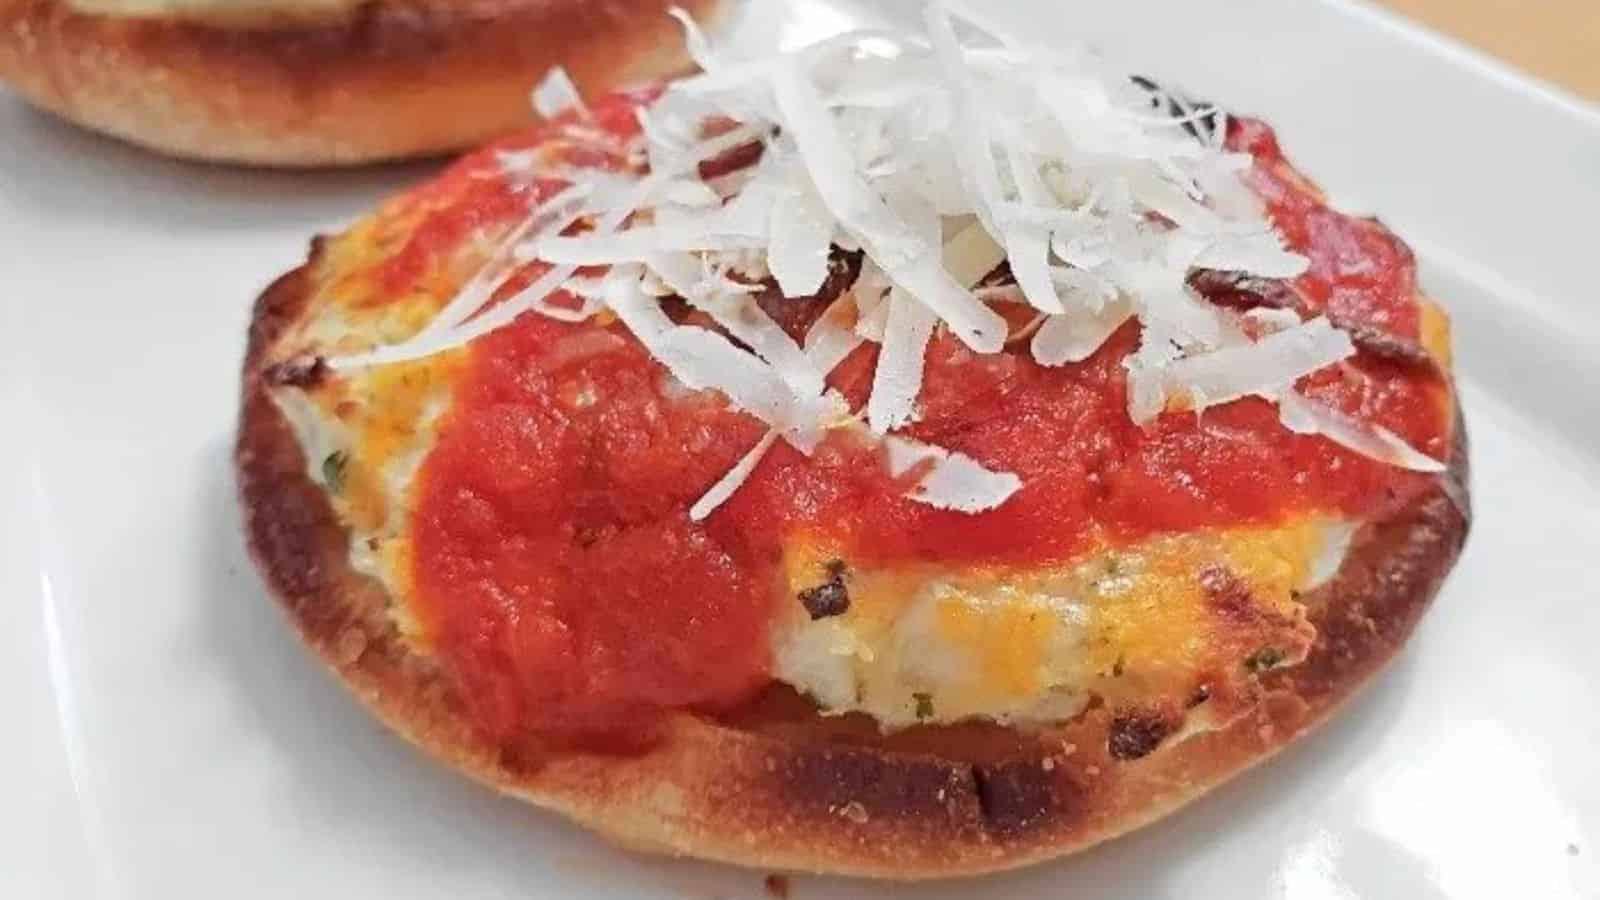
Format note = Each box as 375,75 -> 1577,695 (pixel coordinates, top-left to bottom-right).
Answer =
0,0 -> 728,166
234,244 -> 1471,879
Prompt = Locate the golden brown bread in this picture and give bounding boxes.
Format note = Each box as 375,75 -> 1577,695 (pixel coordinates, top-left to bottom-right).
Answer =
0,0 -> 728,166
236,240 -> 1470,878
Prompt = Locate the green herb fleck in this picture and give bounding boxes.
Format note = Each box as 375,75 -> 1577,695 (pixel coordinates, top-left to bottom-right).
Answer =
1245,647 -> 1286,673
913,692 -> 934,720
322,450 -> 350,493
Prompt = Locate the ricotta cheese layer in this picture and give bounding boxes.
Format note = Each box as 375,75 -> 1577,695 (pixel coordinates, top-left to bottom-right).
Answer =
772,519 -> 1352,730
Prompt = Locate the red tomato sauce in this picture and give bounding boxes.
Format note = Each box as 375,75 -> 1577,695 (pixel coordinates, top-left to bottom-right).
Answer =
375,89 -> 658,297
1231,118 -> 1421,338
405,96 -> 1451,743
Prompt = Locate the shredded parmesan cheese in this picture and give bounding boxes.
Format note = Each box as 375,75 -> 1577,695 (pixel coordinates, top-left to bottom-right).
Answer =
531,66 -> 588,121
867,288 -> 938,433
690,429 -> 780,521
1279,392 -> 1446,473
325,2 -> 1441,519
885,436 -> 1022,512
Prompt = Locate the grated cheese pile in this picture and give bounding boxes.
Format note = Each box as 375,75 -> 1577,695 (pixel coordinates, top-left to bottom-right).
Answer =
329,2 -> 1443,520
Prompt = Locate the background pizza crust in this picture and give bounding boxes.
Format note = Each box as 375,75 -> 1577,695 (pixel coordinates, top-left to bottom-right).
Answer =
0,0 -> 729,165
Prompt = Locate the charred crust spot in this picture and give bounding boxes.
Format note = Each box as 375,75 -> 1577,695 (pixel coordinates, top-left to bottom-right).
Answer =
1108,708 -> 1178,761
798,578 -> 849,620
1187,268 -> 1303,311
263,354 -> 329,388
747,247 -> 863,343
1129,75 -> 1224,142
977,259 -> 1016,289
698,139 -> 766,181
1244,647 -> 1287,673
971,759 -> 1063,835
1338,321 -> 1436,370
1187,270 -> 1440,373
245,261 -> 318,365
656,294 -> 696,327
777,745 -> 973,825
813,247 -> 865,305
798,560 -> 851,619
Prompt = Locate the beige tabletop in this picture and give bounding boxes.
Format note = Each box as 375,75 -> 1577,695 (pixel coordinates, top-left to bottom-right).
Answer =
1376,0 -> 1600,100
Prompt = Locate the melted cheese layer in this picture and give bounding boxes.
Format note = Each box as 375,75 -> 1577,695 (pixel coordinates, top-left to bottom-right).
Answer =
773,519 -> 1352,731
272,352 -> 458,639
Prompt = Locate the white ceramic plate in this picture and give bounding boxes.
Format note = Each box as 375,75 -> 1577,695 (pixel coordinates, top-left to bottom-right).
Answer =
3,1 -> 1598,897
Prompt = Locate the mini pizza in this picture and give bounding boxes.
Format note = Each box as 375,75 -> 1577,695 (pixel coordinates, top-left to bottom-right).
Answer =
0,0 -> 729,165
237,7 -> 1469,878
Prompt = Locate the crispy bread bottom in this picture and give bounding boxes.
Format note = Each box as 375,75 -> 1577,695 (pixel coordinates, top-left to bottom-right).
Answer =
236,245 -> 1470,878
0,0 -> 726,166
